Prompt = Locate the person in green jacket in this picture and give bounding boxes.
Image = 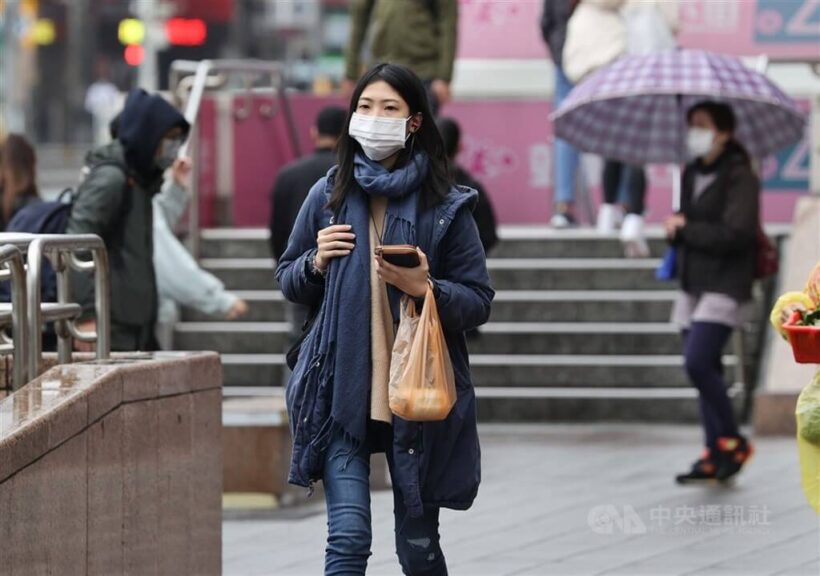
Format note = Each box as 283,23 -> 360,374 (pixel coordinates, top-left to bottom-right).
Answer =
343,0 -> 458,114
68,89 -> 190,352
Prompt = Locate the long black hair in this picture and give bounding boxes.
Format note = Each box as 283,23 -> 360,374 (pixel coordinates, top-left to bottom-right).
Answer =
687,100 -> 750,163
328,63 -> 451,212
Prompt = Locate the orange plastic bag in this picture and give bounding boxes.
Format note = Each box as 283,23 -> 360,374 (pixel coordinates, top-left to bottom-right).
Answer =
389,285 -> 457,421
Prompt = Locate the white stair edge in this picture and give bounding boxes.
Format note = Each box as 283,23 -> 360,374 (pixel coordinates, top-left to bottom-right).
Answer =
492,290 -> 678,301
200,257 -> 662,269
219,386 -> 740,401
475,387 -> 722,399
202,228 -> 269,240
223,289 -> 679,302
218,353 -> 738,367
487,259 -> 661,269
176,321 -> 683,334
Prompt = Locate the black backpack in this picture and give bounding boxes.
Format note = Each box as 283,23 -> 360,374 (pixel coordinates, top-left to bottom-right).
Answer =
2,159 -> 132,302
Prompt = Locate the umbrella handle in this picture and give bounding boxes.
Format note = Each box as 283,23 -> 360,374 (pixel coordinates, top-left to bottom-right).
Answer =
672,165 -> 682,212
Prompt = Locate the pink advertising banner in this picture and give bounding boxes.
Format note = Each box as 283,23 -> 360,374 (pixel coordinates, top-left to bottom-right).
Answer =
204,95 -> 808,228
457,0 -> 820,60
441,100 -> 808,225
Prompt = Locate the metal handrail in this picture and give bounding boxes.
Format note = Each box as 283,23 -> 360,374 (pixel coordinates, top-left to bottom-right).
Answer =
168,59 -> 302,258
26,235 -> 111,379
0,244 -> 28,390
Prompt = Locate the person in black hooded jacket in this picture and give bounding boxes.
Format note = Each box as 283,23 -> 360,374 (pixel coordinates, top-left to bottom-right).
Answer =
69,88 -> 190,351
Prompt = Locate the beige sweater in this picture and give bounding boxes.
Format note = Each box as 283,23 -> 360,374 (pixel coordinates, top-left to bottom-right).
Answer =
370,197 -> 394,424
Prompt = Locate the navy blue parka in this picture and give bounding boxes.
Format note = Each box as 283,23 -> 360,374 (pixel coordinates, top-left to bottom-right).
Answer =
276,170 -> 494,517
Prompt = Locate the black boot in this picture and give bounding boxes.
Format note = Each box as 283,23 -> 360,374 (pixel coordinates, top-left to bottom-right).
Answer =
676,449 -> 718,485
714,436 -> 754,482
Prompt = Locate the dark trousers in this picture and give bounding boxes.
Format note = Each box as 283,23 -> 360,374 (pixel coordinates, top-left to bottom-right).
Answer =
111,321 -> 158,352
323,428 -> 448,575
603,160 -> 646,215
423,80 -> 441,117
683,322 -> 739,450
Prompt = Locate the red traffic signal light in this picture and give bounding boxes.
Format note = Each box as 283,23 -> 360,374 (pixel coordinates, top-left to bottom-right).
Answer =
124,44 -> 145,66
165,18 -> 207,47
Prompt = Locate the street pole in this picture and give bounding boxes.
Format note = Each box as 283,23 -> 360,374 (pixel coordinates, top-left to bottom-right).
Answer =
134,0 -> 173,92
66,0 -> 89,142
1,0 -> 23,134
135,0 -> 158,91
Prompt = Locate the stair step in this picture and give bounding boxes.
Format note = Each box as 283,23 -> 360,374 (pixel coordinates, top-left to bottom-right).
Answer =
200,258 -> 672,291
216,353 -> 737,388
182,289 -> 679,323
197,227 -> 673,260
217,384 -> 742,423
174,321 -> 691,355
474,387 -> 743,423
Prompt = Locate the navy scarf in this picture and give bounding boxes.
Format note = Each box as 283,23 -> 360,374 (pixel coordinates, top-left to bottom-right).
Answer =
312,151 -> 429,455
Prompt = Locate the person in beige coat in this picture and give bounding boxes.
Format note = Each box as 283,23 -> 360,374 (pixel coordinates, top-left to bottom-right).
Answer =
562,0 -> 626,84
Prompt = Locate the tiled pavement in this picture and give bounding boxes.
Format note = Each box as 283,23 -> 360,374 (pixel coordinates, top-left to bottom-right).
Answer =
223,424 -> 820,576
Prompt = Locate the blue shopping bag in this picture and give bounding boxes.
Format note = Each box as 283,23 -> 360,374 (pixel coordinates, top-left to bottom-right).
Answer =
656,247 -> 678,281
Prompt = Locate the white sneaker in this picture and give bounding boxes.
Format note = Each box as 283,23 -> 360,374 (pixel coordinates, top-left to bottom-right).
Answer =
620,213 -> 650,258
596,204 -> 623,234
550,212 -> 578,229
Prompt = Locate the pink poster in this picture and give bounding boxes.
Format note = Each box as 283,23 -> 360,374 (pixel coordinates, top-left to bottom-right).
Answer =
442,99 -> 807,225
457,0 -> 820,60
211,95 -> 806,227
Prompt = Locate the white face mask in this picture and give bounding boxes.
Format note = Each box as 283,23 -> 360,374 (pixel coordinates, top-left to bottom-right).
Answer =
157,138 -> 183,170
686,127 -> 715,159
349,112 -> 412,161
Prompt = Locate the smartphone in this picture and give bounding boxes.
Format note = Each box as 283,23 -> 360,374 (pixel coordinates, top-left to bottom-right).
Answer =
375,245 -> 421,268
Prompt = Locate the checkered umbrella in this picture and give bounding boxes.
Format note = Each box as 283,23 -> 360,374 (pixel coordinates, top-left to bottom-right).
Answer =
552,49 -> 806,165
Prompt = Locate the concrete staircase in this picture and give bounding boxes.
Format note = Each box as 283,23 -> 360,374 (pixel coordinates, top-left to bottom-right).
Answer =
174,227 -> 765,423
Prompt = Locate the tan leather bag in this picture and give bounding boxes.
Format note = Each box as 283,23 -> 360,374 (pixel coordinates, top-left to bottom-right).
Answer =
389,285 -> 457,421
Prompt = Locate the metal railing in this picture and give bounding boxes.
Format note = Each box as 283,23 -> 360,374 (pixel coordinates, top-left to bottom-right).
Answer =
26,235 -> 111,380
168,59 -> 301,258
0,233 -> 112,387
0,244 -> 28,389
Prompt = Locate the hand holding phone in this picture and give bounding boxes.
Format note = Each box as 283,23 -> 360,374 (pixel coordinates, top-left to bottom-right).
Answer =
374,244 -> 421,268
374,245 -> 430,298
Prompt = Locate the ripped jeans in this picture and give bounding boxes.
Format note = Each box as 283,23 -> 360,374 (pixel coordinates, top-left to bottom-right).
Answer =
323,429 -> 448,576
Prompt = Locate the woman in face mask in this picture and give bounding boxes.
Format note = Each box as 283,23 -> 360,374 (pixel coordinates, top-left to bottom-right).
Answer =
665,101 -> 758,485
276,63 -> 493,575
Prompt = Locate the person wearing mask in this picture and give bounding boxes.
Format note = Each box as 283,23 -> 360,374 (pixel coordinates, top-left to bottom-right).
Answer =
342,0 -> 458,116
269,106 -> 346,262
436,116 -> 499,255
69,88 -> 190,352
0,134 -> 40,230
541,0 -> 582,228
276,63 -> 493,575
597,0 -> 679,258
106,113 -> 248,349
666,101 -> 757,485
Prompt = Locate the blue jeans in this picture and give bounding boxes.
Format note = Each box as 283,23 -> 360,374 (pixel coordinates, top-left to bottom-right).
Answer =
324,429 -> 448,575
553,65 -> 580,206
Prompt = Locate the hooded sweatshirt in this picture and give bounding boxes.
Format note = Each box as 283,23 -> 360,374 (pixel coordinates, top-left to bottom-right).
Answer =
68,89 -> 189,350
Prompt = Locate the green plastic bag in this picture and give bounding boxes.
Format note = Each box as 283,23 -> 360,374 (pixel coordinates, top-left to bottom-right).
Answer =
796,370 -> 820,514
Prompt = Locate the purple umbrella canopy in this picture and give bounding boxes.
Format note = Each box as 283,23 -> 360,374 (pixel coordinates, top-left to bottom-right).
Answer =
552,49 -> 807,165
